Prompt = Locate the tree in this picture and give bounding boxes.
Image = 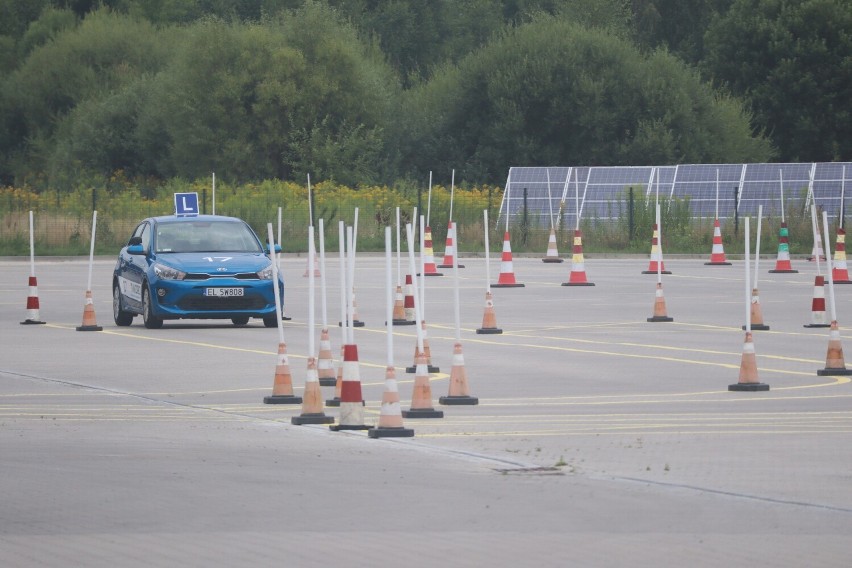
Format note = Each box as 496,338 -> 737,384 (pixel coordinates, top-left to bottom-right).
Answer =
703,0 -> 852,161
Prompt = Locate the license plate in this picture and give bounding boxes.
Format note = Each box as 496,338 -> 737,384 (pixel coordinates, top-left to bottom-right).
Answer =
204,287 -> 244,297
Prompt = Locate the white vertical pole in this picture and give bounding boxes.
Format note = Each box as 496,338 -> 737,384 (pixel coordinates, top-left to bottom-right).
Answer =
575,172 -> 580,231
318,218 -> 328,329
427,171 -> 433,227
656,203 -> 662,285
484,209 -> 491,291
745,217 -> 751,332
308,225 -> 315,357
823,211 -> 838,322
453,224 -> 462,343
780,171 -> 786,223
811,204 -> 822,275
307,173 -> 313,226
842,165 -> 847,229
87,211 -> 97,292
276,207 -> 282,271
385,226 -> 393,367
396,207 -> 401,286
449,169 -> 455,223
546,168 -> 554,230
715,169 -> 720,220
212,172 -> 216,216
266,224 -> 284,344
346,226 -> 356,344
28,210 -> 35,277
753,205 -> 763,288
338,221 -> 347,346
406,223 -> 424,354
419,214 -> 426,320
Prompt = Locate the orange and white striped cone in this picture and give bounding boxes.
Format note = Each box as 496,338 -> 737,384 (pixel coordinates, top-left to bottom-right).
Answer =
562,229 -> 594,286
292,357 -> 334,425
21,275 -> 46,325
76,289 -> 103,331
809,231 -> 826,261
317,328 -> 336,386
541,227 -> 563,263
647,282 -> 673,322
422,226 -> 443,276
817,321 -> 852,376
493,231 -> 524,287
742,288 -> 770,331
768,222 -> 798,273
831,228 -> 852,283
439,221 -> 465,268
402,274 -> 417,324
402,352 -> 444,419
303,254 -> 320,277
642,224 -> 671,274
705,219 -> 732,265
407,321 -> 439,373
325,345 -> 345,407
729,332 -> 769,391
476,290 -> 503,334
330,344 -> 373,430
391,284 -> 414,326
804,276 -> 830,328
369,366 -> 415,438
263,342 -> 303,404
439,343 -> 478,405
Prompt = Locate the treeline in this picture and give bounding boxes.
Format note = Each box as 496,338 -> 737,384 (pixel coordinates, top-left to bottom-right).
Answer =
0,0 -> 848,192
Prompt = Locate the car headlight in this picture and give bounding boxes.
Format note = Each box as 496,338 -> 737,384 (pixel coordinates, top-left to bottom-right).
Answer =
256,264 -> 274,280
153,263 -> 186,280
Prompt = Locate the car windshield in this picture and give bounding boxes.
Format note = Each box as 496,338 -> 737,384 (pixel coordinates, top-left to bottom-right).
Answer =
155,220 -> 262,253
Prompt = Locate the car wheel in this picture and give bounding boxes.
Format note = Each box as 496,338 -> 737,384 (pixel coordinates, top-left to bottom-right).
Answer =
142,286 -> 163,329
113,284 -> 134,326
262,315 -> 278,328
231,316 -> 250,326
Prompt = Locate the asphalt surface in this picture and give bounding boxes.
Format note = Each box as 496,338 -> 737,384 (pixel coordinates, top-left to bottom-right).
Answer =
2,251 -> 852,567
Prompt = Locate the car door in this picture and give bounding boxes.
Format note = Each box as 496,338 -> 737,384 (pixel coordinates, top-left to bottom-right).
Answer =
117,221 -> 151,312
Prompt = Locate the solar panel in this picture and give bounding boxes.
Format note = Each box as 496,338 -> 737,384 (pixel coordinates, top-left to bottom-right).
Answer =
499,162 -> 852,227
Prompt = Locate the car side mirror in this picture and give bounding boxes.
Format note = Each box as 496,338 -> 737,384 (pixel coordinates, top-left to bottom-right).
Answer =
266,243 -> 282,254
127,244 -> 145,255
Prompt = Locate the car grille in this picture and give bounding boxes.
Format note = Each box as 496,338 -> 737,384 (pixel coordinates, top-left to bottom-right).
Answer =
184,273 -> 260,281
177,296 -> 267,311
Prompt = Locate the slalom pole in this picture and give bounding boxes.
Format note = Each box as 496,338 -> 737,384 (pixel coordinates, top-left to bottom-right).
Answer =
319,218 -> 328,328
811,204 -> 822,275
427,171 -> 433,227
267,224 -> 285,346
449,169 -> 455,223
396,206 -> 401,286
212,172 -> 216,215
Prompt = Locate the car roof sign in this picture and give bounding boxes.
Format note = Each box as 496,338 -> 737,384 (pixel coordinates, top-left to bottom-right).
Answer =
174,192 -> 199,217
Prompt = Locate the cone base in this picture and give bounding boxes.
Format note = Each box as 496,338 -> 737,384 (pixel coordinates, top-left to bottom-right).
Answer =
742,324 -> 770,331
832,280 -> 852,284
390,319 -> 417,326
419,272 -> 444,277
282,315 -> 292,321
401,408 -> 444,419
491,283 -> 525,288
329,424 -> 374,431
438,264 -> 465,268
20,320 -> 46,325
642,270 -> 672,275
439,395 -> 479,406
768,270 -> 798,274
817,368 -> 852,376
728,382 -> 770,391
647,316 -> 674,322
541,258 -> 564,263
338,320 -> 365,327
325,397 -> 340,407
476,327 -> 503,334
406,365 -> 440,374
562,282 -> 595,287
291,414 -> 335,425
804,323 -> 832,328
76,325 -> 103,331
369,427 -> 415,438
704,261 -> 732,266
318,378 -> 337,387
263,395 -> 303,405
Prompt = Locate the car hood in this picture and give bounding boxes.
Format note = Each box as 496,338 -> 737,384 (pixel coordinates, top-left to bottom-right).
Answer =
155,252 -> 273,275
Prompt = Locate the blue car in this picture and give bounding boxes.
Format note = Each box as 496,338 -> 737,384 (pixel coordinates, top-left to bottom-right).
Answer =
113,215 -> 284,328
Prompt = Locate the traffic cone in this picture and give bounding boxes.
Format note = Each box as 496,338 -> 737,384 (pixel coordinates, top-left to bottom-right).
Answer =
642,224 -> 671,274
76,290 -> 103,331
439,343 -> 479,405
804,276 -> 830,328
402,274 -> 417,324
407,321 -> 439,373
809,231 -> 826,261
263,342 -> 303,404
476,290 -> 503,334
369,366 -> 415,438
742,288 -> 770,331
438,221 -> 465,268
704,219 -> 732,265
729,332 -> 770,391
817,321 -> 852,376
330,344 -> 374,430
493,231 -> 524,287
421,226 -> 443,276
541,227 -> 563,263
768,222 -> 798,273
831,228 -> 852,283
391,284 -> 414,326
292,357 -> 334,425
338,290 -> 365,327
317,328 -> 336,386
647,282 -> 673,322
562,229 -> 594,286
402,352 -> 444,419
325,345 -> 345,407
21,275 -> 46,325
